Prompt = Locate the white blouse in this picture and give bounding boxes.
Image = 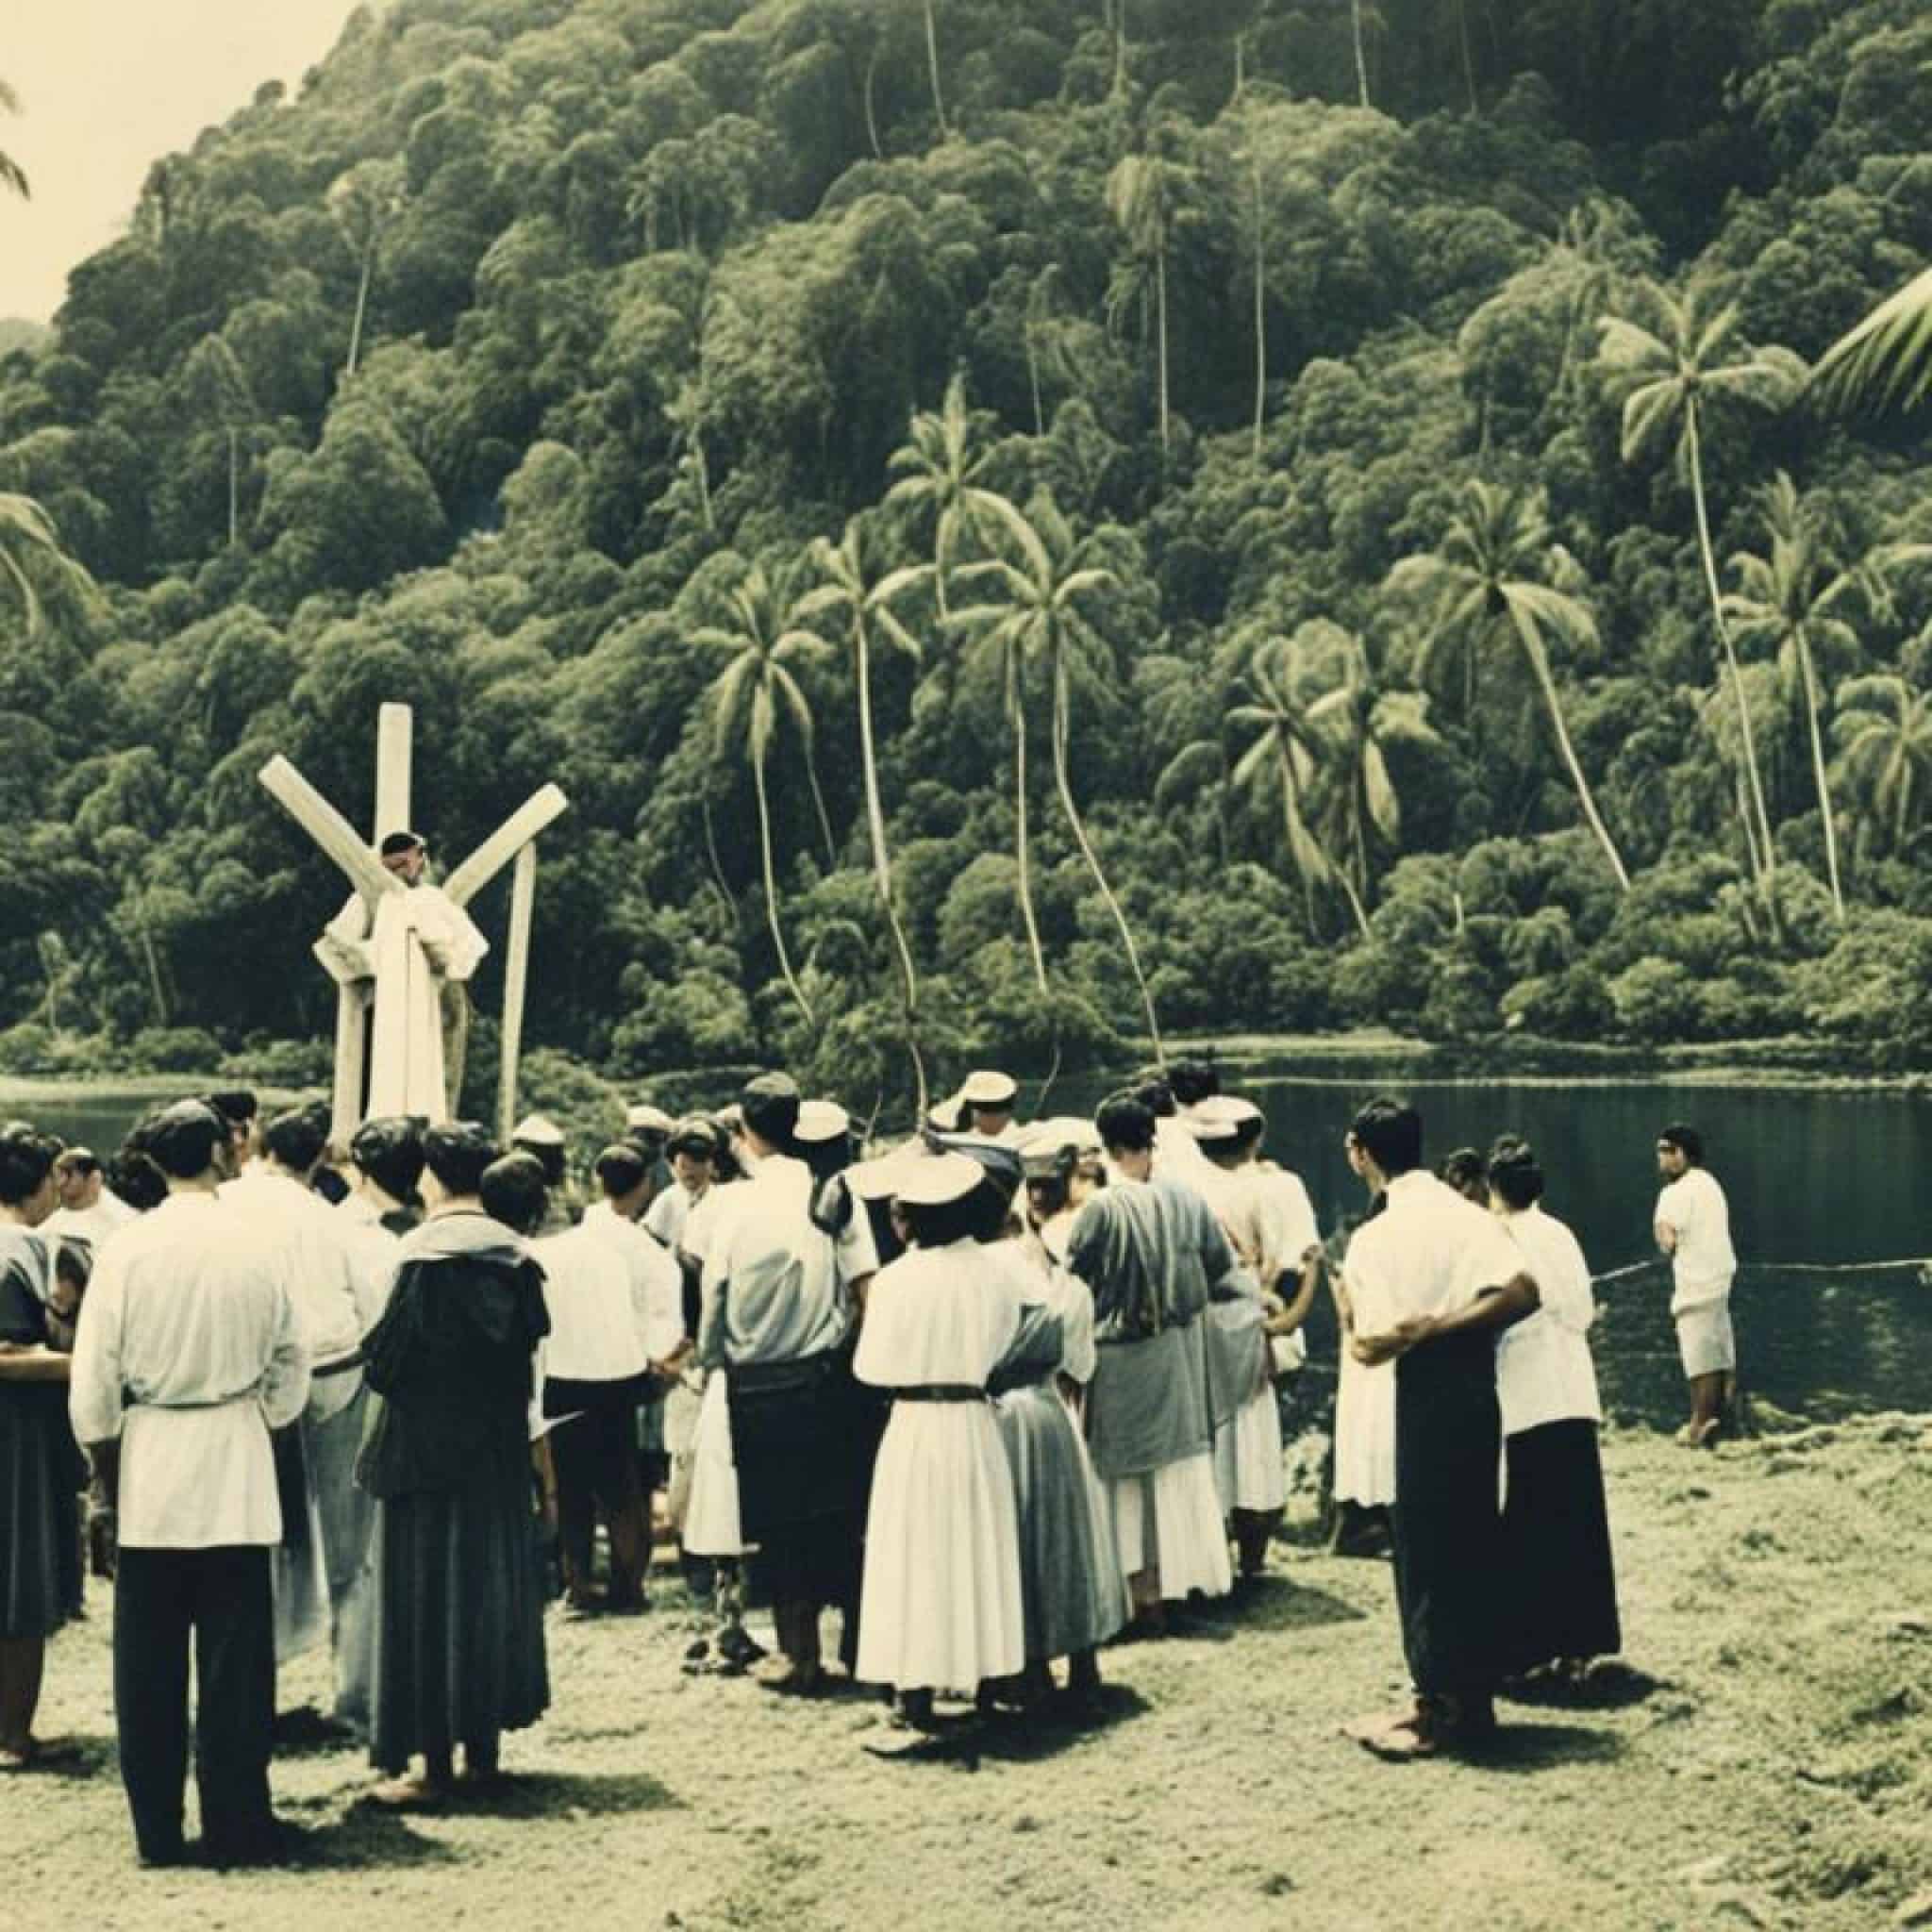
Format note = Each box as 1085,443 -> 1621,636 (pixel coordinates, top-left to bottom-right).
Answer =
1494,1205 -> 1602,1434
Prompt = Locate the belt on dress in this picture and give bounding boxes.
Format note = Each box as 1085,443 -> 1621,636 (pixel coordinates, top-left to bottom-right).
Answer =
893,1383 -> 989,1404
312,1351 -> 365,1380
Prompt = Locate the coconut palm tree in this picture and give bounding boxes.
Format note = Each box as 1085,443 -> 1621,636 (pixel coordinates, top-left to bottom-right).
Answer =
1719,475 -> 1864,920
1106,145 -> 1191,457
1834,674 -> 1932,859
885,372 -> 1028,623
1812,264 -> 1932,416
951,493 -> 1165,1058
1388,478 -> 1632,890
0,78 -> 27,200
0,493 -> 96,635
694,561 -> 836,1022
788,515 -> 930,1113
327,159 -> 405,379
1597,278 -> 1806,890
1304,629 -> 1441,937
1224,625 -> 1353,931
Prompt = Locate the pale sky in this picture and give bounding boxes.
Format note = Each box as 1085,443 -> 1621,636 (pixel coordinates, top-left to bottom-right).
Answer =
3,2 -> 368,322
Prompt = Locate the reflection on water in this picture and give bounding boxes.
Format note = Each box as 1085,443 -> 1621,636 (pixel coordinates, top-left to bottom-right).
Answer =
14,1074 -> 1932,1429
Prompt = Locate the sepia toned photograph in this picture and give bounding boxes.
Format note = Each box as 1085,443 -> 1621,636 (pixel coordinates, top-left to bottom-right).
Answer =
2,3 -> 1930,1926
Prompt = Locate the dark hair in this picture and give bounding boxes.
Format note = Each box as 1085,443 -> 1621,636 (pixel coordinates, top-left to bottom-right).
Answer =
594,1143 -> 649,1197
513,1133 -> 567,1189
55,1146 -> 100,1179
109,1144 -> 166,1214
263,1108 -> 328,1174
900,1194 -> 987,1249
1349,1096 -> 1423,1178
0,1125 -> 57,1206
1168,1058 -> 1220,1108
350,1116 -> 425,1203
1025,1174 -> 1071,1220
1438,1145 -> 1487,1201
422,1121 -> 499,1198
1486,1135 -> 1544,1211
1096,1094 -> 1157,1156
741,1074 -> 801,1148
139,1100 -> 227,1181
480,1151 -> 549,1236
379,830 -> 424,858
1657,1123 -> 1704,1165
205,1090 -> 258,1128
1132,1074 -> 1175,1119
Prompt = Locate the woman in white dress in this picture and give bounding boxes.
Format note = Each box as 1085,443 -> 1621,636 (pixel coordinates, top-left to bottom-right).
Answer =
855,1151 -> 1028,1751
1329,1191 -> 1396,1554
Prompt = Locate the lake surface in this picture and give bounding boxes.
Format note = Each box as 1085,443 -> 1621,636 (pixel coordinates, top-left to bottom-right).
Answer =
1060,1069 -> 1932,1430
12,1074 -> 1932,1429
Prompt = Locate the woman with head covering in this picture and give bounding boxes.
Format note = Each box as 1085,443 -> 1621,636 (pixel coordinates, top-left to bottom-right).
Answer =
355,1124 -> 552,1807
1486,1136 -> 1620,1679
853,1149 -> 1031,1752
0,1124 -> 84,1770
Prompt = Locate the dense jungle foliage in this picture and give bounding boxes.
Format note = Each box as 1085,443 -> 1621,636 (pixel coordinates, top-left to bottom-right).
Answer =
2,0 -> 1931,1104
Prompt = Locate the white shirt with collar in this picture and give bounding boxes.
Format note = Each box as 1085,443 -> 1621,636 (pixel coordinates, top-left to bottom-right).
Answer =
1342,1168 -> 1529,1341
69,1193 -> 309,1549
580,1199 -> 686,1360
335,1192 -> 404,1328
42,1193 -> 138,1251
1655,1167 -> 1736,1312
697,1154 -> 876,1369
1494,1204 -> 1601,1433
644,1179 -> 705,1251
220,1167 -> 369,1418
534,1222 -> 651,1385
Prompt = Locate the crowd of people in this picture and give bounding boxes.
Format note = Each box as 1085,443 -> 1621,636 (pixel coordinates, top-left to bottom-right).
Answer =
0,1062 -> 1740,1860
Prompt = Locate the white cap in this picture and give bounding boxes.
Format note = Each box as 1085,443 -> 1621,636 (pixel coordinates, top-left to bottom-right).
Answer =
625,1103 -> 675,1135
511,1113 -> 565,1148
891,1148 -> 987,1208
1019,1116 -> 1103,1158
959,1069 -> 1019,1108
795,1099 -> 851,1144
1188,1094 -> 1261,1144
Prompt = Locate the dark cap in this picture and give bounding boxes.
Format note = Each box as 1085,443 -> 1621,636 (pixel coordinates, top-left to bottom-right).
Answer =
142,1099 -> 228,1179
740,1073 -> 801,1145
379,830 -> 425,858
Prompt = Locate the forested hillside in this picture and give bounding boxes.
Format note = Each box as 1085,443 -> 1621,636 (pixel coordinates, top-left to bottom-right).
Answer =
2,0 -> 1930,1100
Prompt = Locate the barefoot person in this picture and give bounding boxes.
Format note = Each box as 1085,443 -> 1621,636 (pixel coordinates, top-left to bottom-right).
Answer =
1653,1124 -> 1737,1446
1341,1097 -> 1539,1761
1487,1136 -> 1621,1679
0,1124 -> 84,1774
356,1125 -> 551,1807
69,1099 -> 311,1867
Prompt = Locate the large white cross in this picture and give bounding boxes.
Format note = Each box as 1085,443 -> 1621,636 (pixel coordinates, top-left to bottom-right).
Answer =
258,703 -> 568,1143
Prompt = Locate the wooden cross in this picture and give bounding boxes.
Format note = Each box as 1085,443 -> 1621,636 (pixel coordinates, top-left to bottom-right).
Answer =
258,703 -> 568,1143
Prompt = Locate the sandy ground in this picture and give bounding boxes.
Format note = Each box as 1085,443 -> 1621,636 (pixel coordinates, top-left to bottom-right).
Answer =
11,1414 -> 1932,1932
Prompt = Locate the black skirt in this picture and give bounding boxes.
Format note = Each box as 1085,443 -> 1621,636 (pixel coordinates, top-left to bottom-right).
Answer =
368,1474 -> 549,1771
727,1348 -> 874,1546
0,1382 -> 84,1640
1391,1330 -> 1505,1697
1502,1418 -> 1622,1670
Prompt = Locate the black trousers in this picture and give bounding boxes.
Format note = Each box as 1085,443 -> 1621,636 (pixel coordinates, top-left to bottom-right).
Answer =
114,1545 -> 275,1864
550,1400 -> 645,1593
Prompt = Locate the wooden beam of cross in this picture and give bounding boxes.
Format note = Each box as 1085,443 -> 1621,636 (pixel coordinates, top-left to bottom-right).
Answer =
258,702 -> 568,1141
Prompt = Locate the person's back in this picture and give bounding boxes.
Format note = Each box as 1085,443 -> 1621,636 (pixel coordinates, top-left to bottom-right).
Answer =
535,1223 -> 648,1391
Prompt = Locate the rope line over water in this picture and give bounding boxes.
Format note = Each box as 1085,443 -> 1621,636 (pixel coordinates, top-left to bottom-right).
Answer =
1591,1257 -> 1931,1286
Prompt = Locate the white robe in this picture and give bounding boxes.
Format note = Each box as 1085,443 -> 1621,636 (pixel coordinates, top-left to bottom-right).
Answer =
855,1240 -> 1026,1692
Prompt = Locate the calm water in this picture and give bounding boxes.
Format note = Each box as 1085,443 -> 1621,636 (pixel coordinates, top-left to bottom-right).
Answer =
1061,1070 -> 1932,1429
13,1076 -> 1932,1429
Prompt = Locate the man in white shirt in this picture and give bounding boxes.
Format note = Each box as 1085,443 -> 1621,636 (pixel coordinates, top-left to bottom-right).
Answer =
704,1074 -> 876,1692
69,1099 -> 310,1869
959,1070 -> 1024,1145
644,1116 -> 720,1254
1341,1097 -> 1539,1761
41,1146 -> 137,1249
1653,1123 -> 1738,1448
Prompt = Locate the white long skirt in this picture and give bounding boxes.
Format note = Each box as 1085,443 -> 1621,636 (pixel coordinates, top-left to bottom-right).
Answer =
682,1372 -> 743,1557
1211,1385 -> 1288,1515
1107,1451 -> 1233,1603
1333,1350 -> 1397,1507
858,1402 -> 1024,1694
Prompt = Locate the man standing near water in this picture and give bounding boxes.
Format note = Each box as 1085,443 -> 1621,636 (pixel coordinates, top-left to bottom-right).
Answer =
1654,1124 -> 1737,1447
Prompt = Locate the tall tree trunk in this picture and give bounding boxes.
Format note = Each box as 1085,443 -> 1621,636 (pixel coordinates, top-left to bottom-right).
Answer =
1514,613 -> 1633,891
1687,403 -> 1777,888
1457,0 -> 1478,113
1796,630 -> 1845,920
806,756 -> 838,868
863,49 -> 884,159
701,792 -> 737,914
1026,327 -> 1044,438
227,426 -> 240,548
347,232 -> 376,377
754,754 -> 813,1021
924,1 -> 948,139
1352,0 -> 1372,107
1052,654 -> 1163,1061
1156,244 -> 1171,456
1009,658 -> 1049,999
1112,0 -> 1128,96
1232,31 -> 1245,106
1338,868 -> 1374,941
855,616 -> 927,1117
1250,146 -> 1266,462
1278,740 -> 1319,932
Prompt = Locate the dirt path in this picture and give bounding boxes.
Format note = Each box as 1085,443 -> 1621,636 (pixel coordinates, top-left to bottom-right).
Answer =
13,1416 -> 1932,1932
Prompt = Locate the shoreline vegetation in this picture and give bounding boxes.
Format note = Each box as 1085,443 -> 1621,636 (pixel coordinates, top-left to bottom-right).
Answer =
22,1410 -> 1932,1929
